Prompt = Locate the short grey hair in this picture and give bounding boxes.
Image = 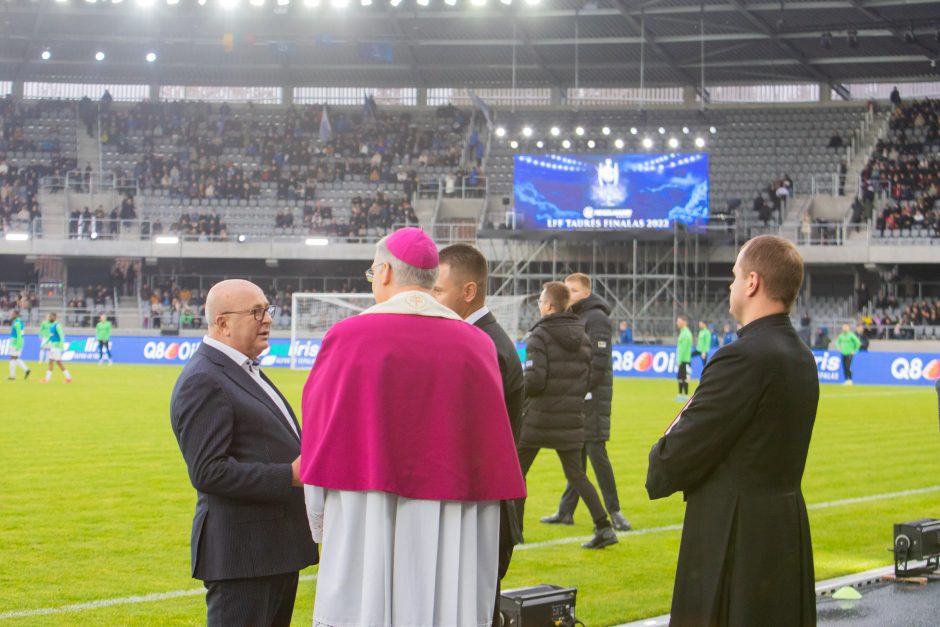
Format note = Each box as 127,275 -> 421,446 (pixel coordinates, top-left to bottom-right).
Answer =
375,236 -> 439,289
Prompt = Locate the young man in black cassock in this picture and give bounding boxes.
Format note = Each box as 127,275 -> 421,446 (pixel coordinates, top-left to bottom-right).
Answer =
647,235 -> 819,626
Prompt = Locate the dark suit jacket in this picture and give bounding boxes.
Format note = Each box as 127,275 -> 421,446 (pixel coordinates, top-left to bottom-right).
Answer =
474,311 -> 525,574
647,313 -> 818,627
170,343 -> 318,582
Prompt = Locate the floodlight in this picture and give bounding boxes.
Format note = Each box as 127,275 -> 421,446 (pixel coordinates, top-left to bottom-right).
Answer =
277,0 -> 290,5
495,127 -> 506,137
416,0 -> 429,5
136,0 -> 155,6
112,0 -> 124,3
389,0 -> 402,6
146,52 -> 157,63
219,0 -> 239,7
444,0 -> 456,4
305,238 -> 329,246
642,137 -> 653,149
237,234 -> 247,242
709,126 -> 717,134
550,126 -> 560,136
95,51 -> 106,61
522,126 -> 532,137
85,0 -> 97,4
601,126 -> 610,135
154,236 -> 179,245
500,0 -> 512,4
360,0 -> 371,4
41,49 -> 52,61
524,0 -> 539,4
587,139 -> 596,149
536,140 -> 544,149
614,138 -> 624,149
471,0 -> 486,6
658,126 -> 665,135
4,233 -> 29,242
250,0 -> 265,6
630,127 -> 638,135
166,0 -> 179,4
304,0 -> 319,6
694,136 -> 706,148
668,137 -> 679,149
510,140 -> 519,149
55,0 -> 68,3
682,126 -> 690,134
331,0 -> 349,7
561,139 -> 571,149
575,126 -> 585,136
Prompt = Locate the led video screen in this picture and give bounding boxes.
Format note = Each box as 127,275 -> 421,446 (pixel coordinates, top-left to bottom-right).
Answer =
513,153 -> 709,231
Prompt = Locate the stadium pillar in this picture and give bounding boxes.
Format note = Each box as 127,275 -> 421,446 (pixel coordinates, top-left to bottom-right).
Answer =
819,84 -> 832,102
418,87 -> 428,107
682,86 -> 696,105
11,81 -> 23,99
550,87 -> 564,107
149,84 -> 159,102
283,86 -> 294,106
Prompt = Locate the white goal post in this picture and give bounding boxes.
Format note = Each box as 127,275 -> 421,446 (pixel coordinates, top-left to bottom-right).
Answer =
290,292 -> 535,370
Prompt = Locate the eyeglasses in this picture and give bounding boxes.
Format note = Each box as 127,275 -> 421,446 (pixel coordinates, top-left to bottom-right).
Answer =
365,262 -> 386,283
219,304 -> 276,321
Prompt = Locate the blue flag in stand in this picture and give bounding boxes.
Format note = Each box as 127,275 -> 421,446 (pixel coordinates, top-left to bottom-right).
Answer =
356,42 -> 394,63
319,107 -> 332,143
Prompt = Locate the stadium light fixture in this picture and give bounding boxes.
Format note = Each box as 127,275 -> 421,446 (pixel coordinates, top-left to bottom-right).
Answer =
95,51 -> 106,61
575,126 -> 585,136
237,234 -> 247,242
561,139 -> 571,149
196,0 -> 207,4
495,127 -> 506,138
112,0 -> 124,3
550,126 -> 560,136
601,126 -> 611,135
146,52 -> 157,63
522,126 -> 533,137
709,126 -> 717,134
445,0 -> 457,5
416,0 -> 429,6
4,233 -> 29,242
471,0 -> 487,6
304,0 -> 320,7
510,140 -> 519,149
614,138 -> 624,149
501,0 -> 513,4
536,140 -> 544,149
305,238 -> 329,246
695,136 -> 706,149
219,0 -> 239,7
389,0 -> 402,6
524,0 -> 540,5
682,126 -> 690,134
154,236 -> 179,245
668,137 -> 679,149
587,139 -> 596,149
41,49 -> 52,61
630,127 -> 638,135
658,126 -> 665,135
360,0 -> 371,4
55,0 -> 68,3
166,0 -> 179,4
85,0 -> 97,4
136,0 -> 155,6
642,137 -> 653,149
250,0 -> 265,6
277,0 -> 290,5
331,0 -> 349,7
90,232 -> 99,240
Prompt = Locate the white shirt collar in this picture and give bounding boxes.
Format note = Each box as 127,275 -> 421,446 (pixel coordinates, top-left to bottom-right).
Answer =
464,306 -> 490,326
359,290 -> 461,320
202,335 -> 253,368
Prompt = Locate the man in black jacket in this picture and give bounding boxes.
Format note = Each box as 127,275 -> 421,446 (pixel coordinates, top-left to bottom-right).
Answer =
519,281 -> 617,550
542,273 -> 630,531
433,243 -> 525,624
170,280 -> 318,627
646,235 -> 818,626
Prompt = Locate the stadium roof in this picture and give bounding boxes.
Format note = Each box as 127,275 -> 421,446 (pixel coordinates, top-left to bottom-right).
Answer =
1,0 -> 939,94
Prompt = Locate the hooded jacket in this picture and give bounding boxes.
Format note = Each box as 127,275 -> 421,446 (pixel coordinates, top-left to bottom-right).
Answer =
520,312 -> 592,451
571,293 -> 614,442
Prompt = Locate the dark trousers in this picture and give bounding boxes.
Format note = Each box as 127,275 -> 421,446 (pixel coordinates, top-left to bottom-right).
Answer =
842,354 -> 854,380
205,571 -> 299,627
557,441 -> 621,516
98,340 -> 111,359
517,446 -> 609,528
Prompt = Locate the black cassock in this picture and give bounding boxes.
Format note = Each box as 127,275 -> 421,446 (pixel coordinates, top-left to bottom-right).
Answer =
647,313 -> 819,627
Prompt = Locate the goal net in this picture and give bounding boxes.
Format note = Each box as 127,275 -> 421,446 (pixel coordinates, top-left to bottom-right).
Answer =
290,292 -> 534,370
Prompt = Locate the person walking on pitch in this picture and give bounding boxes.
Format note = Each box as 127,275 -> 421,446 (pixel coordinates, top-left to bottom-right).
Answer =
40,313 -> 71,384
8,311 -> 31,381
836,323 -> 861,385
38,314 -> 52,363
96,314 -> 113,366
675,315 -> 693,401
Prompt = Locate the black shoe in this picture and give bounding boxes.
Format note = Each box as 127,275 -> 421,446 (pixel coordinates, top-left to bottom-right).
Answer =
540,512 -> 574,525
611,511 -> 632,532
582,525 -> 618,549
24,370 -> 30,381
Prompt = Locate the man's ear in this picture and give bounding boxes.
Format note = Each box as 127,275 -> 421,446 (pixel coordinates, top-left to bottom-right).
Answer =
464,281 -> 478,304
746,271 -> 761,298
381,264 -> 393,287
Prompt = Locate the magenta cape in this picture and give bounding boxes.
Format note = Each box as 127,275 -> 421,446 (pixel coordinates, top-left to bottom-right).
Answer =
300,313 -> 527,502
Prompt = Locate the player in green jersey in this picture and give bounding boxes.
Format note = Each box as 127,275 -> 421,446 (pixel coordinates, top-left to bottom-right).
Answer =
8,311 -> 31,381
38,315 -> 53,362
96,314 -> 113,366
676,314 -> 693,401
39,313 -> 71,384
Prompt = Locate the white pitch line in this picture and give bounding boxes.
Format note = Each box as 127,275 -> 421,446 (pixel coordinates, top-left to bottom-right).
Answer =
3,485 -> 938,620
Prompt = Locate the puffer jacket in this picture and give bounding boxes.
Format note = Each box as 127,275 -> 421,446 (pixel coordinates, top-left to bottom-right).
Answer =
520,312 -> 592,451
571,293 -> 614,442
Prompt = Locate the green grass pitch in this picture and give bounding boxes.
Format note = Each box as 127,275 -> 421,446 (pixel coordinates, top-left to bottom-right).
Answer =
1,363 -> 938,626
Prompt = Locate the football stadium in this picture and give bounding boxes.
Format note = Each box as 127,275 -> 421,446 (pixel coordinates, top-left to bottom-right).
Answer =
1,0 -> 940,625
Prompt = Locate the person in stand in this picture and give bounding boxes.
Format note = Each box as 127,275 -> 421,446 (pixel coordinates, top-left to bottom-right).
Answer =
647,235 -> 819,626
517,281 -> 618,550
7,311 -> 31,381
856,324 -> 870,352
96,314 -> 113,366
675,315 -> 693,402
300,228 -> 525,627
170,280 -> 317,627
541,273 -> 630,532
836,323 -> 861,385
433,242 -> 525,627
